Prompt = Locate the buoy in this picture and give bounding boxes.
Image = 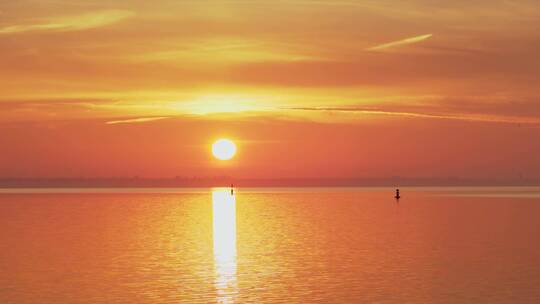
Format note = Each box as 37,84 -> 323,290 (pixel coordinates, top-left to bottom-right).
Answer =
395,188 -> 400,199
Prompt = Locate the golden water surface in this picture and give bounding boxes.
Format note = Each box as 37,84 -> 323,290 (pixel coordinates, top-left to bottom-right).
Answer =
0,187 -> 539,303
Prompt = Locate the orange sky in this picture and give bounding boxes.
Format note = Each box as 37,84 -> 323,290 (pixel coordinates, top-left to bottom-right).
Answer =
1,1 -> 540,179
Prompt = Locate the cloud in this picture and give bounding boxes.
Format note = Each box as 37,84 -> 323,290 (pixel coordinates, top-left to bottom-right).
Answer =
129,38 -> 320,65
289,106 -> 540,125
367,34 -> 433,51
0,10 -> 134,35
106,117 -> 170,125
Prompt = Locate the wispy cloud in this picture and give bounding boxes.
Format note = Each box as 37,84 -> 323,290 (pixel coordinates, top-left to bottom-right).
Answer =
106,117 -> 170,125
367,34 -> 433,51
0,10 -> 134,35
289,106 -> 540,125
129,38 -> 319,64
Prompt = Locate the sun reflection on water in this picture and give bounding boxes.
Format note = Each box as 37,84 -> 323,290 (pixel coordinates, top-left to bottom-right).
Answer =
212,189 -> 238,303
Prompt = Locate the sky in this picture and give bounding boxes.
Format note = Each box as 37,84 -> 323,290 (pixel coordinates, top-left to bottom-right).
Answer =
1,0 -> 540,179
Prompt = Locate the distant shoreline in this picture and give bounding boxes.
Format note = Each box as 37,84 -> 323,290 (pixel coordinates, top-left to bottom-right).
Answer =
1,177 -> 539,188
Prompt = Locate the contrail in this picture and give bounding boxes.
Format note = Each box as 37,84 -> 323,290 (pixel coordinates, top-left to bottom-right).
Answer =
367,34 -> 433,51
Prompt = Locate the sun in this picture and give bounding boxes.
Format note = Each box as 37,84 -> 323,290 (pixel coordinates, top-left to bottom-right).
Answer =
212,139 -> 237,160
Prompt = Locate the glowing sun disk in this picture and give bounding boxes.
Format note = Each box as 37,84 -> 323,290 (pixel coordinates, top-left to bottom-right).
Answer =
212,139 -> 237,160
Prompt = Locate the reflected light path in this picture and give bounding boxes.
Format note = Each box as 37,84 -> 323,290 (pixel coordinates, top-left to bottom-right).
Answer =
212,189 -> 238,303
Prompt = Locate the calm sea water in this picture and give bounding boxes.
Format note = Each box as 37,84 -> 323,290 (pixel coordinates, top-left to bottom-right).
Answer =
0,187 -> 539,303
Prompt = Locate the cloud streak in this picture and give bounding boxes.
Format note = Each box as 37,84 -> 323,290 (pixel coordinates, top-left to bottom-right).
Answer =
367,34 -> 432,51
0,10 -> 134,34
289,106 -> 540,125
106,117 -> 170,125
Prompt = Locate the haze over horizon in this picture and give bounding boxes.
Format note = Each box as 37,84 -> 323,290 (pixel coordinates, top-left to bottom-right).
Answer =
2,1 -> 540,179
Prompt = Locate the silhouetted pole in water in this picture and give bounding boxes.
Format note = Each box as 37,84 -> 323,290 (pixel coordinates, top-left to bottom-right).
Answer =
395,188 -> 400,200
230,184 -> 234,195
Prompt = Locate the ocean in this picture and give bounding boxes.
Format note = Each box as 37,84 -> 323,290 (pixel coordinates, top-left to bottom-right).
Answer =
1,187 -> 539,303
